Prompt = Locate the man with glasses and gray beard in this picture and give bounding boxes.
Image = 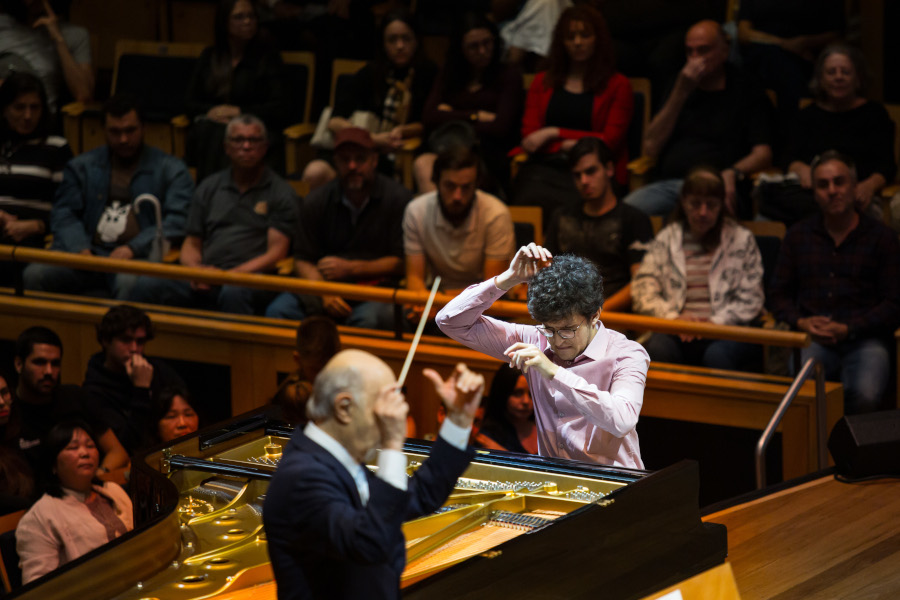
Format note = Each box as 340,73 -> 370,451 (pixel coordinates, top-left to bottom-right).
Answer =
129,114 -> 297,314
437,246 -> 649,468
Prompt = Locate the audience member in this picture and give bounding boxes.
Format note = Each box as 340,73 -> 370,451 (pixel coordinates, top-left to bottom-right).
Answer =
625,20 -> 773,218
153,386 -> 199,444
769,151 -> 900,414
0,72 -> 72,277
22,94 -> 192,299
632,167 -> 764,371
302,9 -> 438,190
737,0 -> 842,129
271,316 -> 341,424
185,0 -> 289,181
477,364 -> 537,454
416,12 -> 523,193
0,445 -> 35,515
603,0 -> 718,110
264,352 -> 481,600
82,305 -> 185,455
130,115 -> 296,314
266,128 -> 410,328
15,420 -> 133,585
5,327 -> 129,477
0,370 -> 11,437
494,0 -> 571,70
404,145 -> 515,311
544,137 -> 652,304
0,0 -> 93,112
767,43 -> 896,224
510,4 -> 633,227
437,250 -> 649,468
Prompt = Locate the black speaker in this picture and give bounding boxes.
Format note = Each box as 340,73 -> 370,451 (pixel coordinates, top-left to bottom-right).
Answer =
828,410 -> 900,478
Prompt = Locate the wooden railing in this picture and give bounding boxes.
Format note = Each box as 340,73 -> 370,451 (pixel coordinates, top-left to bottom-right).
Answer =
0,245 -> 810,349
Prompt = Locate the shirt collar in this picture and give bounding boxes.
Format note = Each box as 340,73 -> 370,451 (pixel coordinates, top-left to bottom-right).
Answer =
304,421 -> 362,476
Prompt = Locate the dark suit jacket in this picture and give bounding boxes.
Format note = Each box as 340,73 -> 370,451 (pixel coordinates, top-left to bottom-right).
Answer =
263,428 -> 473,600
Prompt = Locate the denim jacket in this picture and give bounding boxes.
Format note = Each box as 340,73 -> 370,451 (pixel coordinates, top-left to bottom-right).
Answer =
50,145 -> 193,257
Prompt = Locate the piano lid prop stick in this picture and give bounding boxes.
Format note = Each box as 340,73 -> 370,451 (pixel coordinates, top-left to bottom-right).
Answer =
398,276 -> 441,387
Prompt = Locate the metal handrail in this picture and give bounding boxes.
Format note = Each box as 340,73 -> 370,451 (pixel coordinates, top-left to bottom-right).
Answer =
755,357 -> 827,489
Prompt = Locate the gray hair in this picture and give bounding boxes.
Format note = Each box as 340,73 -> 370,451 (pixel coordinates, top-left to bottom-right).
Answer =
225,114 -> 267,140
809,42 -> 868,103
811,150 -> 858,183
306,364 -> 366,422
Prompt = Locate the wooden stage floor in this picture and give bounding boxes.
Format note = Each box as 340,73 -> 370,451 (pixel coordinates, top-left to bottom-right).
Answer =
703,475 -> 900,599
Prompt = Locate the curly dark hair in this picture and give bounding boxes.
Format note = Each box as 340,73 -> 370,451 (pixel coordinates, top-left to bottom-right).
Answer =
96,305 -> 155,345
527,254 -> 604,323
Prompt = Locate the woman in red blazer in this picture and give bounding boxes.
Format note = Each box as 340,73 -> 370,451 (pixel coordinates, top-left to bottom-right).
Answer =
511,4 -> 633,222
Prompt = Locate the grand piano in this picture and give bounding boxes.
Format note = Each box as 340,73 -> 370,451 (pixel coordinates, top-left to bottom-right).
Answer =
8,408 -> 727,600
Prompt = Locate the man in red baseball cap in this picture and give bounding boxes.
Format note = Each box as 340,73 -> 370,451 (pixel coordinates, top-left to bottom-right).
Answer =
266,128 -> 413,329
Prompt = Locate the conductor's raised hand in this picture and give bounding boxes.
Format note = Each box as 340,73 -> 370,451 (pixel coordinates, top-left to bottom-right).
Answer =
495,243 -> 552,291
373,383 -> 409,451
504,342 -> 558,379
423,363 -> 484,429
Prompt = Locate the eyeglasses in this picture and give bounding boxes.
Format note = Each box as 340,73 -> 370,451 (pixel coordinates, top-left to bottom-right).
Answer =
535,321 -> 585,340
227,136 -> 266,146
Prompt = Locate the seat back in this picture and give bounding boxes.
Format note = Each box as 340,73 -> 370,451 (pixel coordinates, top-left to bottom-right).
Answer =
109,40 -> 206,153
741,220 -> 786,306
508,206 -> 543,247
330,59 -> 367,109
281,51 -> 316,125
627,78 -> 651,164
0,510 -> 24,594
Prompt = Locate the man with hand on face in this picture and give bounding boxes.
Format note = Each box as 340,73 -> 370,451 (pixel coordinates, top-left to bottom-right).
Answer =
264,350 -> 482,600
624,19 -> 773,218
437,246 -> 649,468
266,127 -> 411,329
82,305 -> 186,454
23,93 -> 193,299
769,151 -> 900,415
403,144 -> 515,320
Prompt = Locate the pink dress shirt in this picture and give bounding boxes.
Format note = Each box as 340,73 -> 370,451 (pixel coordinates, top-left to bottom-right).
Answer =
436,279 -> 649,468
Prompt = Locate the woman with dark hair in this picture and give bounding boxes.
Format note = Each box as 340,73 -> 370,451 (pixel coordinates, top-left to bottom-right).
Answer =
511,4 -> 633,223
0,72 -> 72,259
302,8 -> 438,189
185,0 -> 289,181
153,387 -> 199,444
780,42 -> 895,218
632,167 -> 764,370
478,364 -> 537,454
15,420 -> 133,584
415,12 -> 523,193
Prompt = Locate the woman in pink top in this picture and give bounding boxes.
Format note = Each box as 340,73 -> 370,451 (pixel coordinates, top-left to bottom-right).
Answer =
16,421 -> 133,584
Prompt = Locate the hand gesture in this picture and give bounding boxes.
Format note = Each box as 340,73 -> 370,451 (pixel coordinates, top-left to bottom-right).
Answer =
126,354 -> 154,388
504,342 -> 558,379
496,243 -> 552,290
32,0 -> 64,44
323,294 -> 352,318
373,383 -> 408,451
109,245 -> 134,260
423,363 -> 485,429
317,256 -> 353,281
522,127 -> 558,153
